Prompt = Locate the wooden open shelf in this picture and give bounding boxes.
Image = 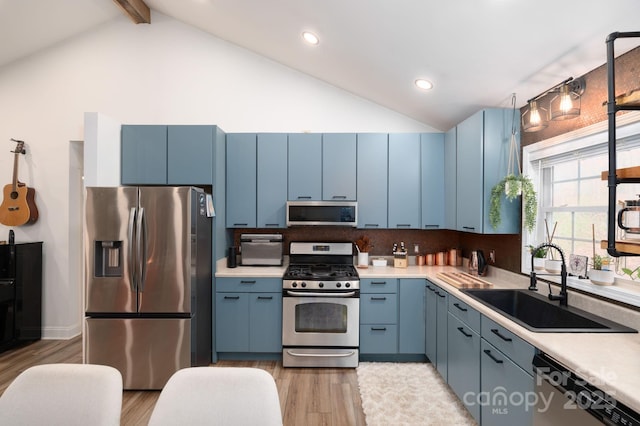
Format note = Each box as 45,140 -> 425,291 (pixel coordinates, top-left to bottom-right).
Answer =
601,240 -> 640,256
601,165 -> 640,181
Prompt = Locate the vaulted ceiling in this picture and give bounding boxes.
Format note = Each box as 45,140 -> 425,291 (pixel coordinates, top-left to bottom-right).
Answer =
1,0 -> 639,130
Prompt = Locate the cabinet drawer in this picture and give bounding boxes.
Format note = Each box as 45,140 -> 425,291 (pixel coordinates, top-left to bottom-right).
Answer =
448,295 -> 480,332
360,294 -> 397,324
216,277 -> 281,293
360,278 -> 398,294
360,324 -> 398,354
481,315 -> 535,373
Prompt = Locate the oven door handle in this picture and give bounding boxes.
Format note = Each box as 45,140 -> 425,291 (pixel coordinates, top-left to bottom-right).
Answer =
286,290 -> 357,297
286,350 -> 356,358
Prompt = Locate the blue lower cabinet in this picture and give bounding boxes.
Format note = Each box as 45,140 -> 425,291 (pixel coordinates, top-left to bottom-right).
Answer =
360,293 -> 397,324
250,293 -> 282,353
447,312 -> 481,423
215,293 -> 249,352
480,340 -> 534,426
399,279 -> 425,354
215,278 -> 282,355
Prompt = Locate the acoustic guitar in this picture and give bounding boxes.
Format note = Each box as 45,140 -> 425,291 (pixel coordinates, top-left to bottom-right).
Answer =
0,139 -> 38,226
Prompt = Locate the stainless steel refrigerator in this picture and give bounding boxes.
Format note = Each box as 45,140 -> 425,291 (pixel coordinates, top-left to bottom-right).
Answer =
83,186 -> 212,390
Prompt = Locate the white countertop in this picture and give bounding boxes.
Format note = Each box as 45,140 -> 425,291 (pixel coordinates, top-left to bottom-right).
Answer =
215,258 -> 640,412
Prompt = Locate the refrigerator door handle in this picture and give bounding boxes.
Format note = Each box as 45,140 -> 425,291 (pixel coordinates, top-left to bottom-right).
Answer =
137,207 -> 147,292
127,207 -> 137,292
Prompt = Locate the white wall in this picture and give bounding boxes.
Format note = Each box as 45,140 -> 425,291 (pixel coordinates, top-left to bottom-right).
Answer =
0,11 -> 435,339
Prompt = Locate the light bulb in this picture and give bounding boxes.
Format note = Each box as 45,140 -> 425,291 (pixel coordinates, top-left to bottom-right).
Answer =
530,102 -> 541,125
559,85 -> 573,113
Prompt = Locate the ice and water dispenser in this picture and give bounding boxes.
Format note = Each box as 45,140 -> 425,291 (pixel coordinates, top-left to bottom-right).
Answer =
94,241 -> 123,277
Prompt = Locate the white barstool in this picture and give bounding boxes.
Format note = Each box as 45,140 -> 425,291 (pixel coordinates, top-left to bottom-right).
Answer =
0,363 -> 123,426
148,367 -> 282,426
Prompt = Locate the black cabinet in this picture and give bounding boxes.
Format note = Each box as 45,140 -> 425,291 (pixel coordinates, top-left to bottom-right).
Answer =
0,242 -> 42,352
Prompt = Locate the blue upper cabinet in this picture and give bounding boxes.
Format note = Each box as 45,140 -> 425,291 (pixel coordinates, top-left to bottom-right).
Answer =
121,125 -> 168,185
456,109 -> 519,234
322,134 -> 357,200
122,124 -> 218,185
357,133 -> 388,229
444,127 -> 457,230
257,133 -> 288,228
421,133 -> 445,229
288,133 -> 322,200
226,133 -> 257,228
167,125 -> 215,185
388,133 -> 421,229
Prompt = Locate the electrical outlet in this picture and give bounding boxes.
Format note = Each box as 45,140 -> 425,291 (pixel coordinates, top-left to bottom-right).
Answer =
489,250 -> 496,263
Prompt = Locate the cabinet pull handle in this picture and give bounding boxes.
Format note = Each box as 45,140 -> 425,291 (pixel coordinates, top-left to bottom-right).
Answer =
396,224 -> 411,228
233,223 -> 248,226
426,285 -> 435,291
423,224 -> 440,229
224,296 -> 240,300
371,281 -> 387,285
453,302 -> 468,312
364,224 -> 379,227
462,226 -> 475,231
332,195 -> 347,199
371,327 -> 387,331
490,328 -> 513,342
370,297 -> 387,301
240,280 -> 256,284
265,223 -> 279,227
297,196 -> 312,199
483,349 -> 504,364
435,291 -> 446,298
257,296 -> 273,300
457,327 -> 472,338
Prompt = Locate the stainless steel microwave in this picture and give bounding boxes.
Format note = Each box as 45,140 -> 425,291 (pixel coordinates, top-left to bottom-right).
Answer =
286,201 -> 357,227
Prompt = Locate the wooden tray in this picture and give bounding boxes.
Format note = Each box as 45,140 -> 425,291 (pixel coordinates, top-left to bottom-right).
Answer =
436,272 -> 494,289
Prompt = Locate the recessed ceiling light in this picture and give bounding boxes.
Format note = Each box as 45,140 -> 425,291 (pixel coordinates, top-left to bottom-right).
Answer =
415,79 -> 433,91
302,31 -> 319,45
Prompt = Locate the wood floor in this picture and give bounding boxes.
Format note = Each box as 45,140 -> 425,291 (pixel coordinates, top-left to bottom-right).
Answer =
0,337 -> 367,426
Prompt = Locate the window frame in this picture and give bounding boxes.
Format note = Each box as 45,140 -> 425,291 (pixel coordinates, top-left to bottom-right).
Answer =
521,111 -> 640,308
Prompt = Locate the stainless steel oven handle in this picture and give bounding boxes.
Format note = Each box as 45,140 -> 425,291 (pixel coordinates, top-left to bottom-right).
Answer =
286,350 -> 356,358
285,290 -> 357,297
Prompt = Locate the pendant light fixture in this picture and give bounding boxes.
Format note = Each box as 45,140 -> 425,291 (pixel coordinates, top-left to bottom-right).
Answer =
521,100 -> 548,132
549,82 -> 582,120
520,77 -> 586,132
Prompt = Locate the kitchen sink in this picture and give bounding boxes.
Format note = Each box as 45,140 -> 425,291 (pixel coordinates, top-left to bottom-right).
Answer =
462,289 -> 637,333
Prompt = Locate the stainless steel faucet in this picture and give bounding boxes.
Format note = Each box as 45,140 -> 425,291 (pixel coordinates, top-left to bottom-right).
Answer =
528,243 -> 568,307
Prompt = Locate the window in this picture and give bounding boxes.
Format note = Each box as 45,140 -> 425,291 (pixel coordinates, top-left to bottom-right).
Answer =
522,113 -> 640,307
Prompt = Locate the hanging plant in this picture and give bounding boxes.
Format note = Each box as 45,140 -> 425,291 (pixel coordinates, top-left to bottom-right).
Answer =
490,174 -> 537,232
489,94 -> 539,233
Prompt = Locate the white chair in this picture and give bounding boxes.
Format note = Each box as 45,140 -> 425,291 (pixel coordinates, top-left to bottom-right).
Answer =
148,367 -> 283,426
0,363 -> 123,426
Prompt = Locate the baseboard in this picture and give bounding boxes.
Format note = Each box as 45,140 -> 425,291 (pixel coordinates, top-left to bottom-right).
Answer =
41,325 -> 82,340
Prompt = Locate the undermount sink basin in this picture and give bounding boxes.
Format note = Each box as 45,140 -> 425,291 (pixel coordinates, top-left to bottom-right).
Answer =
462,289 -> 637,333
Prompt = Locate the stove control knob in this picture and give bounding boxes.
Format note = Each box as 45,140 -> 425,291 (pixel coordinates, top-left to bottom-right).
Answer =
301,282 -> 307,288
319,282 -> 324,288
336,282 -> 342,288
292,282 -> 298,288
345,282 -> 351,288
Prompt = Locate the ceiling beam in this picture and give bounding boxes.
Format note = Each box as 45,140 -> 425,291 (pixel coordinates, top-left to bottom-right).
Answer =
112,0 -> 150,24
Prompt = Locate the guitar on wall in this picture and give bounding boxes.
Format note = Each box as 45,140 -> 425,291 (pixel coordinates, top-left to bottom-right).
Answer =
0,138 -> 39,226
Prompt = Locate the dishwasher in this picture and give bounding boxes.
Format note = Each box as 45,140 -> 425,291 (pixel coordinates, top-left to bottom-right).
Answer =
533,352 -> 640,425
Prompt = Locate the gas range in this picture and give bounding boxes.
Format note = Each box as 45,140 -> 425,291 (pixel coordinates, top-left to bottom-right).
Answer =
283,242 -> 360,291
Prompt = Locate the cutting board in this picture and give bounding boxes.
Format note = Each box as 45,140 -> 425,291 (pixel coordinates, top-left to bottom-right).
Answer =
436,272 -> 494,289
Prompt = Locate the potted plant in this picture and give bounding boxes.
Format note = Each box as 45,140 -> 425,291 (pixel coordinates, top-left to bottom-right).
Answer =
490,174 -> 538,233
527,244 -> 547,271
589,254 -> 615,286
489,94 -> 538,233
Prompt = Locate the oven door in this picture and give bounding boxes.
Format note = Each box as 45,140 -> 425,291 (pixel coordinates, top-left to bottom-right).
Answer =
282,293 -> 359,348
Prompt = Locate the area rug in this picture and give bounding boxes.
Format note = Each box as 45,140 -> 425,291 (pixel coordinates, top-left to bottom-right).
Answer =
356,362 -> 477,426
